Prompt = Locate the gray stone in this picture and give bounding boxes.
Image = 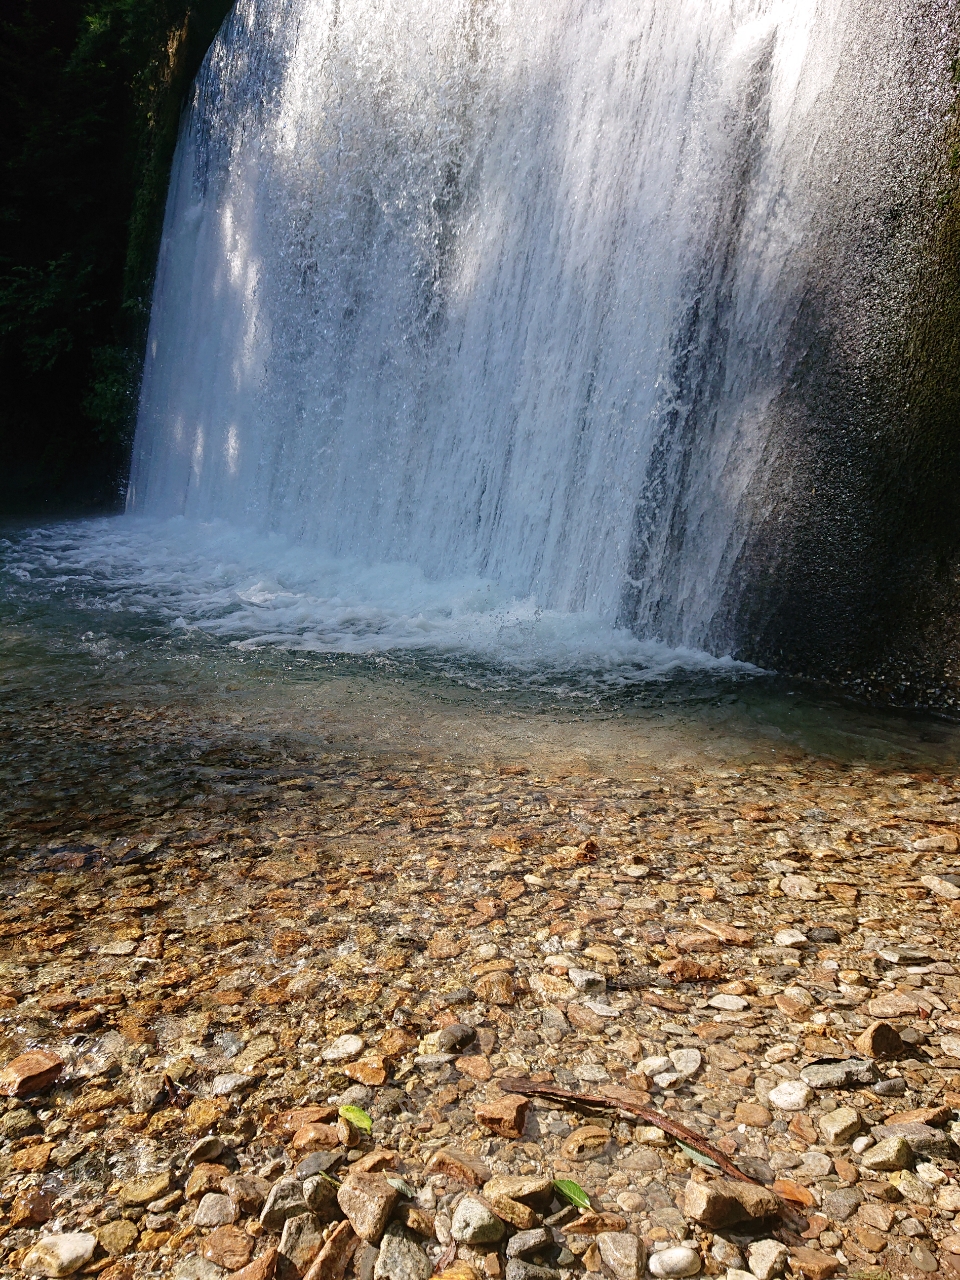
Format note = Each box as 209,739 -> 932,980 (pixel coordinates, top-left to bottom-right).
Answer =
893,1170 -> 935,1206
507,1229 -> 554,1259
223,1174 -> 270,1217
279,1212 -> 326,1273
648,1246 -> 701,1278
21,1234 -> 97,1278
710,1241 -> 744,1270
172,1259 -> 226,1280
746,1240 -> 787,1280
357,1242 -> 380,1280
436,1024 -> 475,1052
818,1107 -> 860,1145
209,1073 -> 255,1097
260,1178 -> 309,1230
800,1059 -> 876,1089
821,1187 -> 862,1222
872,1076 -> 907,1096
669,1049 -> 702,1079
504,1264 -> 559,1280
450,1194 -> 506,1244
767,1080 -> 813,1110
193,1193 -> 236,1228
882,1123 -> 956,1160
859,1136 -> 912,1172
303,1173 -> 339,1212
597,1232 -> 645,1280
297,1151 -> 343,1179
796,1152 -> 833,1178
323,1034 -> 365,1063
373,1225 -> 432,1280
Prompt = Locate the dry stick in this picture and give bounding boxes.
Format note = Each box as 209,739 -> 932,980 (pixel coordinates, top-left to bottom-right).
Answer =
498,1075 -> 759,1185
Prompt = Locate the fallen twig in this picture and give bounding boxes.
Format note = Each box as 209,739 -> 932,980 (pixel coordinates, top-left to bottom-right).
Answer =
498,1075 -> 758,1185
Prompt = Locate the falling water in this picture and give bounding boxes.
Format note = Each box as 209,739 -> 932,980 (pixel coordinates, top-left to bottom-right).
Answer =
128,0 -> 958,660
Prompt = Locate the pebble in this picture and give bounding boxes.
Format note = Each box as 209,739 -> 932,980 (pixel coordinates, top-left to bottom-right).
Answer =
193,1193 -> 237,1227
21,1233 -> 97,1277
648,1246 -> 701,1277
767,1080 -> 814,1110
451,1195 -> 506,1244
323,1034 -> 366,1063
860,1136 -> 913,1171
669,1049 -> 702,1078
596,1232 -> 644,1280
708,994 -> 749,1011
338,1173 -> 399,1240
800,1059 -> 875,1089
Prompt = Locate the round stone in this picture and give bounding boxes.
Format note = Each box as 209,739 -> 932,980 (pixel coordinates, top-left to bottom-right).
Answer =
767,1080 -> 814,1111
649,1247 -> 701,1278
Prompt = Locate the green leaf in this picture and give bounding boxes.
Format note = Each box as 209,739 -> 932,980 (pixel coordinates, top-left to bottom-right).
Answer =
553,1178 -> 591,1210
338,1104 -> 373,1134
677,1141 -> 719,1169
385,1174 -> 417,1198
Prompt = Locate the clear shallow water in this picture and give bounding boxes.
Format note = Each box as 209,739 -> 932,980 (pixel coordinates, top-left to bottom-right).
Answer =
2,516 -> 960,771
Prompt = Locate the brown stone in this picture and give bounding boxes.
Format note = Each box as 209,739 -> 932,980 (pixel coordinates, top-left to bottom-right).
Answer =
376,1029 -> 417,1060
772,1179 -> 817,1208
301,1221 -> 358,1280
457,1055 -> 493,1082
203,1225 -> 256,1270
734,1103 -> 771,1127
9,1187 -> 54,1228
775,993 -> 813,1017
567,1004 -> 607,1033
96,1221 -> 139,1256
186,1162 -> 229,1199
0,1050 -> 63,1097
11,1142 -> 53,1172
561,1125 -> 612,1159
346,1148 -> 398,1175
788,1248 -> 840,1280
857,1204 -> 897,1231
564,1213 -> 628,1235
788,1114 -> 818,1143
854,1020 -> 905,1059
427,932 -> 467,960
884,1105 -> 951,1127
233,1246 -> 279,1280
475,971 -> 516,1005
292,1122 -> 341,1152
854,1227 -> 888,1254
481,1194 -> 538,1231
475,1094 -> 529,1140
683,1179 -> 778,1228
483,1176 -> 553,1207
425,1148 -> 491,1186
336,1173 -> 398,1240
224,1175 -> 271,1217
833,1158 -> 858,1183
342,1057 -> 388,1086
272,1106 -> 338,1136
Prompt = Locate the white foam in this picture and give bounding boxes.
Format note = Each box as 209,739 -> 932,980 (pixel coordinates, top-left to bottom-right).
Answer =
1,517 -> 760,685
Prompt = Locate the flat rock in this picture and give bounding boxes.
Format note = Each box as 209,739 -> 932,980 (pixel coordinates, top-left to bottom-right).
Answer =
882,1122 -> 955,1159
746,1241 -> 787,1280
0,1051 -> 63,1098
800,1059 -> 875,1089
787,1252 -> 839,1280
683,1180 -> 779,1229
322,1035 -> 365,1063
96,1220 -> 139,1255
506,1229 -> 553,1259
120,1170 -> 173,1206
203,1226 -> 255,1271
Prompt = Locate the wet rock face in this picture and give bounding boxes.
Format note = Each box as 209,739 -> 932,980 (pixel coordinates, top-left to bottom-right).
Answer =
7,719 -> 960,1279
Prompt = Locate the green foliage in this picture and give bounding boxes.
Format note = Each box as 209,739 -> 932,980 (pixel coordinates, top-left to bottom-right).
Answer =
0,0 -> 233,512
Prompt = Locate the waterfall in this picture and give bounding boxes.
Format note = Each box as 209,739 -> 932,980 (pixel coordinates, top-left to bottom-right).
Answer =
128,0 -> 959,660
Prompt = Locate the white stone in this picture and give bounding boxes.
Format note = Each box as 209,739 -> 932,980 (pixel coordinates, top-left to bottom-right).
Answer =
640,1056 -> 672,1076
773,930 -> 808,947
797,1152 -> 833,1177
780,875 -> 818,901
939,1035 -> 960,1058
22,1234 -> 97,1277
653,1071 -> 681,1089
937,1186 -> 960,1211
322,1034 -> 365,1063
851,1135 -> 874,1154
598,1232 -> 645,1280
648,1246 -> 701,1277
726,1271 -> 755,1280
708,994 -> 749,1011
568,968 -> 606,994
768,1080 -> 814,1110
764,1044 -> 797,1063
747,1241 -> 788,1280
669,1049 -> 702,1079
635,1125 -> 668,1145
916,1162 -> 948,1186
921,875 -> 960,899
